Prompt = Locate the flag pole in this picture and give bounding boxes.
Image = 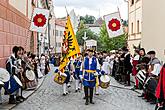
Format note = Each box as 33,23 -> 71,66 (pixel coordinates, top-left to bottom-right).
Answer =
65,6 -> 69,16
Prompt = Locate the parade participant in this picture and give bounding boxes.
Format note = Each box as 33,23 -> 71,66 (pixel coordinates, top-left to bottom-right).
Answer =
6,46 -> 22,104
94,52 -> 101,95
73,56 -> 82,92
80,49 -> 100,105
40,54 -> 46,76
155,63 -> 165,109
144,51 -> 162,104
62,60 -> 73,96
98,52 -> 103,66
15,46 -> 26,102
45,55 -> 50,75
132,48 -> 140,90
101,58 -> 111,75
138,48 -> 147,89
123,47 -> 132,86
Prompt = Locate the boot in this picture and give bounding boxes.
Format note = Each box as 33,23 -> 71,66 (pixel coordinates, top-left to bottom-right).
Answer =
85,98 -> 89,105
84,86 -> 89,105
90,88 -> 95,104
9,95 -> 16,104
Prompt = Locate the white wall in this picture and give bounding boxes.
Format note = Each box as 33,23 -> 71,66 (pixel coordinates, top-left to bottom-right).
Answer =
89,27 -> 100,35
55,25 -> 65,53
9,0 -> 27,15
142,0 -> 165,62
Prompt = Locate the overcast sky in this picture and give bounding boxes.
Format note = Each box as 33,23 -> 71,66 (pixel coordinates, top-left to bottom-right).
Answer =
53,0 -> 128,20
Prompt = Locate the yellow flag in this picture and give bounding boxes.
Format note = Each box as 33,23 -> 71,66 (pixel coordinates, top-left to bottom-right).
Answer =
59,15 -> 80,72
65,16 -> 80,57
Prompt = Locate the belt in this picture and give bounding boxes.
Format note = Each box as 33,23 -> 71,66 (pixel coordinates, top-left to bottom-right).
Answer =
85,70 -> 96,73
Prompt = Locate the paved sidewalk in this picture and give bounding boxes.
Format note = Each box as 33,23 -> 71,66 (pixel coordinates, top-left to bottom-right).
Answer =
0,76 -> 45,110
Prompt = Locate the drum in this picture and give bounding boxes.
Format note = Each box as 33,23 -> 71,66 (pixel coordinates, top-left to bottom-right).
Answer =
100,75 -> 110,89
0,80 -> 4,86
144,77 -> 158,95
25,70 -> 36,81
54,72 -> 67,85
4,75 -> 23,94
136,70 -> 146,85
0,68 -> 10,82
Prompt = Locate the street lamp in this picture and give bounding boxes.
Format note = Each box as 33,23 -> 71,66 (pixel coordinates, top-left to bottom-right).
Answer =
82,32 -> 88,51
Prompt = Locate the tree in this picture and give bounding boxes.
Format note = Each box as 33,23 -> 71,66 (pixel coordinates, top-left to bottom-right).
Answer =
76,22 -> 98,46
98,22 -> 127,51
80,15 -> 96,24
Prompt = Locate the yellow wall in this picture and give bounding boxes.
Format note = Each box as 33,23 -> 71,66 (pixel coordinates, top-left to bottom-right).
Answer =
128,0 -> 142,55
142,0 -> 165,62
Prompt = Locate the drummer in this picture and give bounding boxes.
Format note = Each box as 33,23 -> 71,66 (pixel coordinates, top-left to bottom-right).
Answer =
80,49 -> 100,105
73,55 -> 82,92
6,46 -> 23,104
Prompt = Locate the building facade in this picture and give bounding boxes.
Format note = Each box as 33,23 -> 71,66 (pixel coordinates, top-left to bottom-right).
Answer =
128,0 -> 142,54
0,0 -> 38,67
54,19 -> 65,54
142,0 -> 165,62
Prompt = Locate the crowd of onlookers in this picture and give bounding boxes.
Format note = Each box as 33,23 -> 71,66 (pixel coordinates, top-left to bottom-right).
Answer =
0,46 -> 50,104
95,47 -> 165,110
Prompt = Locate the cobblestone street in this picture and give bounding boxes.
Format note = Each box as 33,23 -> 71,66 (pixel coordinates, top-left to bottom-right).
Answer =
12,65 -> 154,110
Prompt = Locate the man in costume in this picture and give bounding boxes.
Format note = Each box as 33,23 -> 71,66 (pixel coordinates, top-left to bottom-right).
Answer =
5,46 -> 23,104
73,56 -> 82,92
123,47 -> 132,86
80,49 -> 100,105
145,51 -> 162,104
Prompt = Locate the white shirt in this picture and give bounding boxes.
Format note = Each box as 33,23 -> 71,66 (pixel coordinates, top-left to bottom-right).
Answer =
102,61 -> 111,74
151,64 -> 162,76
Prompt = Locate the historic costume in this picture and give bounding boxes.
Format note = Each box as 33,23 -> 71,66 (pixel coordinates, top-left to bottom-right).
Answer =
73,57 -> 82,92
62,61 -> 73,95
101,58 -> 111,75
132,54 -> 140,89
123,49 -> 132,86
155,64 -> 165,109
143,51 -> 161,103
81,49 -> 100,105
5,46 -> 24,104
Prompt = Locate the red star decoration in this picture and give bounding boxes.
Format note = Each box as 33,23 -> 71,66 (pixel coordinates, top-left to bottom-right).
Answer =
108,18 -> 121,31
33,14 -> 47,27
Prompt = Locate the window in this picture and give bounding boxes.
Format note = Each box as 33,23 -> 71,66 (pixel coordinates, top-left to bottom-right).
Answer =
131,0 -> 134,5
55,30 -> 58,36
137,20 -> 140,33
56,43 -> 61,47
131,23 -> 134,34
60,31 -> 63,36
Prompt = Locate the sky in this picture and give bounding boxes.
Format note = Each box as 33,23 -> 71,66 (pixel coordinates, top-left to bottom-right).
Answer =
53,0 -> 128,20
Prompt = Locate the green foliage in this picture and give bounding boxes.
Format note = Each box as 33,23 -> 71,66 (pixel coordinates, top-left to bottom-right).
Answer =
80,15 -> 96,24
98,22 -> 127,51
76,22 -> 98,45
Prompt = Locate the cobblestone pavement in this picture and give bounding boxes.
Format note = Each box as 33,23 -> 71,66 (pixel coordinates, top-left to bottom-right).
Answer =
13,66 -> 155,110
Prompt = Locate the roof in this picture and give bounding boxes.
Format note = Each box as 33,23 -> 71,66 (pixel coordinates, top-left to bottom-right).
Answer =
85,17 -> 103,28
55,19 -> 66,27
